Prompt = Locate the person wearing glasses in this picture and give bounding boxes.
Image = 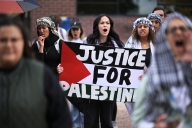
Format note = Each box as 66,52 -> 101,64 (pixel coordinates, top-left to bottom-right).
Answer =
132,12 -> 192,128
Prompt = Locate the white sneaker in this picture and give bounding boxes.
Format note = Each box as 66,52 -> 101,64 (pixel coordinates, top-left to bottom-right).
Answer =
112,121 -> 118,128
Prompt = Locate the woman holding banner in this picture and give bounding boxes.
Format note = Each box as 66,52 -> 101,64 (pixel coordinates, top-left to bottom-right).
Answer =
132,12 -> 192,128
124,17 -> 155,118
57,21 -> 86,128
32,17 -> 63,77
83,14 -> 124,128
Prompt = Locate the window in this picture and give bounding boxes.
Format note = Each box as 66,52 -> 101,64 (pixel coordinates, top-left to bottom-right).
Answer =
158,0 -> 192,16
158,0 -> 191,4
77,0 -> 157,15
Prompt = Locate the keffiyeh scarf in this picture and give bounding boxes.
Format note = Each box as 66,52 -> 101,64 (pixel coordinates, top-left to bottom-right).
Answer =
36,17 -> 61,39
144,12 -> 192,125
147,13 -> 163,24
133,17 -> 155,32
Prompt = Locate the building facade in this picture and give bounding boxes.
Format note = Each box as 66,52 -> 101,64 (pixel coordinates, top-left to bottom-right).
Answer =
30,0 -> 192,42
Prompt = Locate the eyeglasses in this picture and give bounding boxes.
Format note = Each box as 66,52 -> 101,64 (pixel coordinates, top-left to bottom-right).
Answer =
0,37 -> 21,43
165,26 -> 191,34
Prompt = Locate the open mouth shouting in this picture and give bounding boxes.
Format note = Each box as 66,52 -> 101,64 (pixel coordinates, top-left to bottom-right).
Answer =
174,39 -> 185,54
103,28 -> 107,32
175,40 -> 184,47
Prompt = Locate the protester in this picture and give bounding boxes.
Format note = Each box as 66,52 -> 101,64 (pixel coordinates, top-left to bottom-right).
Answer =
132,12 -> 192,128
32,17 -> 63,77
166,10 -> 174,18
147,13 -> 163,32
0,14 -> 72,128
57,21 -> 86,128
50,15 -> 67,41
152,6 -> 165,20
67,21 -> 86,42
124,17 -> 155,118
83,14 -> 124,128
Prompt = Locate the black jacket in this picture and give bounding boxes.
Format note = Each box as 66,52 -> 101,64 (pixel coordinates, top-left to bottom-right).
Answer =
32,40 -> 62,76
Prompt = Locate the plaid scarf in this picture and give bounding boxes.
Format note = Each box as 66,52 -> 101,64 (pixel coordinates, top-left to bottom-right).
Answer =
144,12 -> 192,122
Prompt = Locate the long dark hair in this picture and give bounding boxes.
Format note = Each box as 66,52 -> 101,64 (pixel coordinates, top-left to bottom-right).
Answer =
86,14 -> 124,48
67,27 -> 85,41
0,14 -> 33,59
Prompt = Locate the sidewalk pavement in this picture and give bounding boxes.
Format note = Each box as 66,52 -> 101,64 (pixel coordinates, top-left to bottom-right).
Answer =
116,102 -> 133,128
67,100 -> 133,128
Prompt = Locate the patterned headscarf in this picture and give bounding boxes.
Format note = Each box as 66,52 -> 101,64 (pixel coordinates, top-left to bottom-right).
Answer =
133,17 -> 155,32
144,12 -> 192,123
36,17 -> 61,38
147,13 -> 163,24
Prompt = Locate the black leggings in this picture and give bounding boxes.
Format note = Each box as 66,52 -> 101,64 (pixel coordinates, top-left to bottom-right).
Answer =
112,102 -> 117,121
83,99 -> 114,128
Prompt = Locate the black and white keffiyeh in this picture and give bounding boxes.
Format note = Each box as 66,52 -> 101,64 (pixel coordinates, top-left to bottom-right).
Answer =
36,17 -> 56,29
36,17 -> 61,39
147,13 -> 163,24
133,17 -> 155,32
144,12 -> 192,122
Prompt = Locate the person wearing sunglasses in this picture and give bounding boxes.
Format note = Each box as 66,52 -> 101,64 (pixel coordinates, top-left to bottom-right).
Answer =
132,12 -> 192,128
0,14 -> 72,128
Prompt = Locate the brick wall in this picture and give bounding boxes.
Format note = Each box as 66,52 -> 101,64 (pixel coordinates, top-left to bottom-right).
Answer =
77,16 -> 138,43
30,0 -> 76,39
30,0 -> 139,42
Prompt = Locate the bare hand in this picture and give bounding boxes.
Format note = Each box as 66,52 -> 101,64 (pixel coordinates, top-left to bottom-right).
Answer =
175,31 -> 192,62
57,64 -> 64,74
154,114 -> 179,128
138,74 -> 144,80
154,114 -> 168,128
38,36 -> 45,47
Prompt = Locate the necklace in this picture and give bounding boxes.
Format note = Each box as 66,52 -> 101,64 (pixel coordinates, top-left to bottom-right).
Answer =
45,46 -> 51,54
142,43 -> 149,47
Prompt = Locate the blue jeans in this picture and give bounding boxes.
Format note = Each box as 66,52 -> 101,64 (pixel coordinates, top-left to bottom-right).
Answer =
71,104 -> 84,128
